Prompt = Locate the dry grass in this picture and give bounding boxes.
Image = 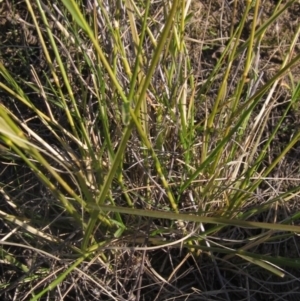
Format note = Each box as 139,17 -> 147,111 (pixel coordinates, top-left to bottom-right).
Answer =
1,1 -> 300,300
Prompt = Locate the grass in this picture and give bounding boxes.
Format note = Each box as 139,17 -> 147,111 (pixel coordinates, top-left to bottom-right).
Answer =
1,0 -> 300,300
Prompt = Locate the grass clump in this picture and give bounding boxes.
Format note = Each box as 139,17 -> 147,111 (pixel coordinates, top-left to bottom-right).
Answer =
1,0 -> 300,300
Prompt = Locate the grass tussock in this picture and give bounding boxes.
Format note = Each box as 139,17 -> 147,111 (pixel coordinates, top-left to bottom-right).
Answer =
1,0 -> 300,300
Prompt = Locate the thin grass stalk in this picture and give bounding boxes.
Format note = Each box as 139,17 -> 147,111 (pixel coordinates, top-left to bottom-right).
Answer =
66,0 -> 180,250
61,0 -> 129,106
96,0 -> 180,208
229,46 -> 300,207
231,0 -> 260,111
182,51 -> 300,192
34,1 -> 98,159
187,244 -> 300,269
29,255 -> 87,301
208,2 -> 252,173
126,0 -> 152,207
0,83 -> 86,150
88,203 -> 300,233
26,1 -> 81,141
0,247 -> 30,273
229,102 -> 294,211
0,141 -> 86,226
236,0 -> 294,57
0,110 -> 113,228
124,0 -> 149,135
0,66 -> 50,121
